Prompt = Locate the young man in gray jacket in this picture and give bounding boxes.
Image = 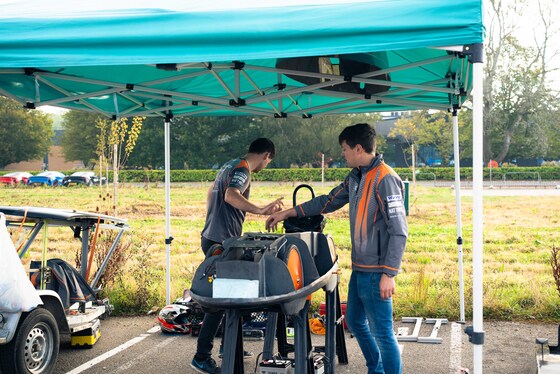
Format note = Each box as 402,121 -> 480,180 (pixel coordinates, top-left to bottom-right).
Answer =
266,123 -> 407,374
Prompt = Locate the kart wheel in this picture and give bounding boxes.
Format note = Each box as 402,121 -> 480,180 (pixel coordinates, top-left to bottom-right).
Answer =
279,244 -> 303,291
52,180 -> 59,187
0,308 -> 60,374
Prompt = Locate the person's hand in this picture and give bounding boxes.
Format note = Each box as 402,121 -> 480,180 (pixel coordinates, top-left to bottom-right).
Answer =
260,197 -> 284,215
379,273 -> 396,300
266,210 -> 289,232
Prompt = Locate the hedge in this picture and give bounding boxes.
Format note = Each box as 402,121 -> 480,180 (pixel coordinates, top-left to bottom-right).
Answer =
45,166 -> 560,183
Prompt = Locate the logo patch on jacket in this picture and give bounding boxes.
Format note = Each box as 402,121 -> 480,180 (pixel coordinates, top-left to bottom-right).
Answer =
387,194 -> 402,202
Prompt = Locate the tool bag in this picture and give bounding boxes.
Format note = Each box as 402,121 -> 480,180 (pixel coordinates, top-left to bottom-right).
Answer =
283,184 -> 326,233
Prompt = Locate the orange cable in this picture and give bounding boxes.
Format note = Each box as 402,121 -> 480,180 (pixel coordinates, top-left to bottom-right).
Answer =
85,216 -> 101,282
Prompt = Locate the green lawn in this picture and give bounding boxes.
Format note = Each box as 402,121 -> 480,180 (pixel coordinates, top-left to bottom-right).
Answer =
3,183 -> 560,320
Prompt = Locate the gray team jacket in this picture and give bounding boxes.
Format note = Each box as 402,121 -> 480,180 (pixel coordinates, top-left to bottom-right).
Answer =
295,155 -> 408,276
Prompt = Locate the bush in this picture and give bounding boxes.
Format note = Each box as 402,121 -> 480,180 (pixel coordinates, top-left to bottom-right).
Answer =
51,165 -> 560,183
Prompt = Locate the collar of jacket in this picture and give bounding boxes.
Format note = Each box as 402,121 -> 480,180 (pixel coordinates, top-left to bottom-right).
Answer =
349,154 -> 383,182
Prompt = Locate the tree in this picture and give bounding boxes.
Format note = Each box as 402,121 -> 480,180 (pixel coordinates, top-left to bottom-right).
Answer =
389,112 -> 420,167
389,110 -> 472,166
484,0 -> 559,163
60,111 -> 103,168
0,97 -> 53,168
126,114 -> 383,170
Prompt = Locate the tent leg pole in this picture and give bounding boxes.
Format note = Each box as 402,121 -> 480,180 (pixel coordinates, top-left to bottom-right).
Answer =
452,110 -> 465,324
164,118 -> 172,305
471,60 -> 484,374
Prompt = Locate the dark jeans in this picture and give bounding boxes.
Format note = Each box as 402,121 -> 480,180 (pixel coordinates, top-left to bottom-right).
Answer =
195,237 -> 224,361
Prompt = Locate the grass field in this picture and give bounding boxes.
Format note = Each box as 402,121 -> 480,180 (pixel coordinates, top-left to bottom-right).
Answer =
3,182 -> 560,321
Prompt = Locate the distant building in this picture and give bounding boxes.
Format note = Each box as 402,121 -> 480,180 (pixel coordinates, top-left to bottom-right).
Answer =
4,114 -> 85,172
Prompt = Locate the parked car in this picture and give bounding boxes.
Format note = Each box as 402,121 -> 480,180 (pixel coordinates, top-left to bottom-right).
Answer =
62,171 -> 106,187
0,172 -> 32,187
27,171 -> 65,187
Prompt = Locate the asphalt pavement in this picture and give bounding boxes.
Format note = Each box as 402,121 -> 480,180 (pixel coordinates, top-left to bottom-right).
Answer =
49,316 -> 558,374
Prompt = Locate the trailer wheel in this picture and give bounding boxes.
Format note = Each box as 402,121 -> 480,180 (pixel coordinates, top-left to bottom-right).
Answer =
0,308 -> 60,374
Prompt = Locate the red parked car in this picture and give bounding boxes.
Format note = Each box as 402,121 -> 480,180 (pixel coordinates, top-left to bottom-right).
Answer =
0,171 -> 32,186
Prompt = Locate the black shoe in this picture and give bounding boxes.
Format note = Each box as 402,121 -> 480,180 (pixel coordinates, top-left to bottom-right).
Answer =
218,348 -> 254,359
191,357 -> 218,374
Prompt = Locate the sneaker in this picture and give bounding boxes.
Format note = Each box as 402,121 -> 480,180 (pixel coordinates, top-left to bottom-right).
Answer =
218,347 -> 254,359
190,357 -> 218,374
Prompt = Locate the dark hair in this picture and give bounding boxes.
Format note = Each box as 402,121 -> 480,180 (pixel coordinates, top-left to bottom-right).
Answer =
248,138 -> 275,158
338,123 -> 376,153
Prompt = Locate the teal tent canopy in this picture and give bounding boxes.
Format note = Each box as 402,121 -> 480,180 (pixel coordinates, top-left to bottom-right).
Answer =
0,2 -> 486,372
0,0 -> 483,118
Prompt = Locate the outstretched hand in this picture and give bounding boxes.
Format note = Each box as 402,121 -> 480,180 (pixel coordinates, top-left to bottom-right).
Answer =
265,209 -> 291,232
261,197 -> 284,216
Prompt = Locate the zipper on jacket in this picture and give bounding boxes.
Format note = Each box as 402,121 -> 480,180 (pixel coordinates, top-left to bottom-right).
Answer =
377,229 -> 381,264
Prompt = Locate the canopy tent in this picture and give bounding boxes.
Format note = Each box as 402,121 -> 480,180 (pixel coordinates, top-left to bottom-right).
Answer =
0,1 -> 485,372
0,0 -> 482,117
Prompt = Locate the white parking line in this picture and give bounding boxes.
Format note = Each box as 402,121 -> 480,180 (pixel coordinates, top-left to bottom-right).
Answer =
66,326 -> 160,374
110,335 -> 180,373
448,322 -> 463,373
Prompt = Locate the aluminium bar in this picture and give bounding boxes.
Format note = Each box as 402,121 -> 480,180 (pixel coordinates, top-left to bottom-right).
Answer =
132,85 -> 229,106
34,75 -> 40,102
37,72 -> 129,90
290,98 -> 360,116
277,73 -> 283,112
245,79 -> 345,105
0,68 -> 25,74
138,68 -> 213,87
0,86 -> 24,103
113,93 -> 119,118
90,229 -> 125,290
35,86 -> 123,106
240,70 -> 281,116
234,68 -> 240,100
375,78 -> 450,97
117,92 -> 160,116
351,77 -> 457,94
35,76 -> 109,115
285,94 -> 310,117
315,89 -> 452,111
126,96 -> 273,117
18,222 -> 44,259
245,64 -> 349,81
354,54 -> 455,79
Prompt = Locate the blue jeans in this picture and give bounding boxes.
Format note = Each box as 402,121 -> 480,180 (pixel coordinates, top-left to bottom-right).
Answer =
346,271 -> 401,374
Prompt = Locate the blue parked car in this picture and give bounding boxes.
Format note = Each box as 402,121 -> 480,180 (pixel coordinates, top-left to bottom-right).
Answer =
27,171 -> 66,187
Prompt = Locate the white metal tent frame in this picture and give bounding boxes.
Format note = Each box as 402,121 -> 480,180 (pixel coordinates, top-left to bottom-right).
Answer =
0,19 -> 486,374
0,52 -> 468,118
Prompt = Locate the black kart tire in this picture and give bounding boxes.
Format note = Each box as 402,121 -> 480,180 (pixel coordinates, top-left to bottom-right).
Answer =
0,308 -> 60,374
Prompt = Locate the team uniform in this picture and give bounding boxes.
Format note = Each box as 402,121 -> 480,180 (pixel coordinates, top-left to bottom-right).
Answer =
295,154 -> 407,374
201,158 -> 251,245
195,157 -> 251,365
295,154 -> 407,274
